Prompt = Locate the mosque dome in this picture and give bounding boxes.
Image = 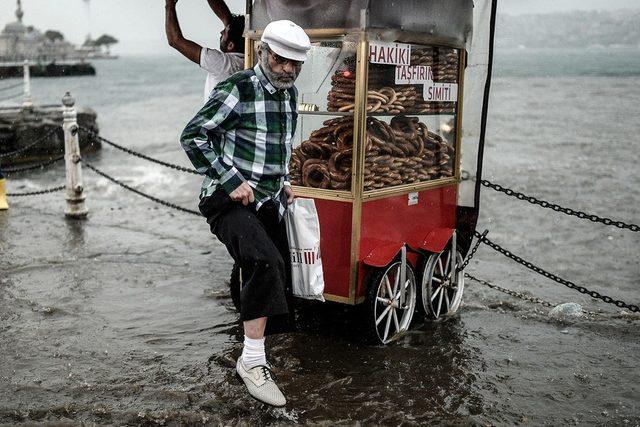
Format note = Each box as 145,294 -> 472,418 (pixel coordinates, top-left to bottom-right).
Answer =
2,21 -> 27,35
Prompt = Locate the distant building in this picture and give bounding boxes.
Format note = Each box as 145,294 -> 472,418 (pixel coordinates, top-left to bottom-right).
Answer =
0,0 -> 88,63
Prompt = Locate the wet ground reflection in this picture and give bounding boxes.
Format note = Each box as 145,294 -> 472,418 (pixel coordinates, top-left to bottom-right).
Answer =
1,244 -> 638,425
203,303 -> 485,425
1,198 -> 638,425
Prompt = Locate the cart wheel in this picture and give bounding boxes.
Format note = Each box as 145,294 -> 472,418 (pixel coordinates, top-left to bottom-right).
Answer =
229,263 -> 242,312
365,261 -> 417,344
419,246 -> 465,319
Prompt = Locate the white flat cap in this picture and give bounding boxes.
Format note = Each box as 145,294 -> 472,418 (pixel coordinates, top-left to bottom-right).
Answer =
261,20 -> 311,62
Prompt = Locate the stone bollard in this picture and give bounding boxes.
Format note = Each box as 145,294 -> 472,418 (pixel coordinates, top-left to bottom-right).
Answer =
22,61 -> 33,110
0,167 -> 8,210
62,92 -> 88,219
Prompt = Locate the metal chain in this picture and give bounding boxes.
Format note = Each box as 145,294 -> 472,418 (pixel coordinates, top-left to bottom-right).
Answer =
0,82 -> 23,92
0,128 -> 58,158
474,231 -> 640,313
465,273 -> 554,308
7,185 -> 65,197
465,273 -> 602,316
481,179 -> 639,232
83,161 -> 201,216
3,155 -> 64,175
458,229 -> 488,272
77,125 -> 199,175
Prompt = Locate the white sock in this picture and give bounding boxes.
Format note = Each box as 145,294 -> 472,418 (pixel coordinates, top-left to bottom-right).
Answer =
241,336 -> 266,370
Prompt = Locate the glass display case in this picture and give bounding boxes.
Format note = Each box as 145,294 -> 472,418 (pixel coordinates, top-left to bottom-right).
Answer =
287,38 -> 358,193
282,39 -> 462,198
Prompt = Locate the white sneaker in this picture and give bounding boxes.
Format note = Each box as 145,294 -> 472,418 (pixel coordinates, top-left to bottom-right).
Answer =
236,358 -> 286,407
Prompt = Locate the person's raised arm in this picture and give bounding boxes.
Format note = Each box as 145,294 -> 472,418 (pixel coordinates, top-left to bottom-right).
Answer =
165,0 -> 202,64
206,0 -> 233,27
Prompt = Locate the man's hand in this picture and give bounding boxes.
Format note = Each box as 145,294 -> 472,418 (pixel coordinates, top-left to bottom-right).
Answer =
229,182 -> 255,206
206,0 -> 233,27
284,185 -> 294,205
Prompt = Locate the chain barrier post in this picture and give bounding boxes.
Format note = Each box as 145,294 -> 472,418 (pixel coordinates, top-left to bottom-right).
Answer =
22,60 -> 33,110
0,168 -> 8,210
62,92 -> 88,219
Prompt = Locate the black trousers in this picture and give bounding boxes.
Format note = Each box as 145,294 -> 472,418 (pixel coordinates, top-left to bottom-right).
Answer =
199,189 -> 291,323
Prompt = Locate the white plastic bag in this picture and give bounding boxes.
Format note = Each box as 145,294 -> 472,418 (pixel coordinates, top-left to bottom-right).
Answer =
284,198 -> 325,302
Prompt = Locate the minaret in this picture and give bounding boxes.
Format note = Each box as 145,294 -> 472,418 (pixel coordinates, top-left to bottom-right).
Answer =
16,0 -> 24,23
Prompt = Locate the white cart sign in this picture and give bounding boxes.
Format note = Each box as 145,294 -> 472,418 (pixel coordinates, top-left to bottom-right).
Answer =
395,65 -> 433,84
369,41 -> 411,66
395,65 -> 458,103
423,83 -> 458,102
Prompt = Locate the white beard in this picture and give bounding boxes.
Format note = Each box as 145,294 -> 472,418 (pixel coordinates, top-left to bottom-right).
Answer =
260,54 -> 298,90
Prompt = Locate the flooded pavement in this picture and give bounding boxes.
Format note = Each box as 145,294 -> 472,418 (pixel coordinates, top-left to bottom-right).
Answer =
2,56 -> 640,424
1,184 -> 639,425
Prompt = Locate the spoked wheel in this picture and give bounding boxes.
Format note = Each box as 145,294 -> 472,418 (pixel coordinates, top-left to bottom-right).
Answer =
419,245 -> 465,319
365,261 -> 417,344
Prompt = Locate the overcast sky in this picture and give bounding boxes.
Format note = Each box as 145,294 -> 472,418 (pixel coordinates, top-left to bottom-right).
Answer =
1,0 -> 638,55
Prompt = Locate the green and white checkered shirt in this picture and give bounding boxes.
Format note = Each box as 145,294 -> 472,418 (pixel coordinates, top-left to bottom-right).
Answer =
181,64 -> 297,215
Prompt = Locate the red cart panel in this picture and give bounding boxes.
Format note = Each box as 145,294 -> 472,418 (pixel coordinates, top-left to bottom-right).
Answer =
357,185 -> 458,298
315,198 -> 353,300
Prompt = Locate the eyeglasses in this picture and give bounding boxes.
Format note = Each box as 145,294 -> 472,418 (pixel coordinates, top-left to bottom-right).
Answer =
267,47 -> 304,68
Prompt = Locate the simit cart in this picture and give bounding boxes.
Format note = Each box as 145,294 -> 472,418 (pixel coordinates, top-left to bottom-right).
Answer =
239,0 -> 496,344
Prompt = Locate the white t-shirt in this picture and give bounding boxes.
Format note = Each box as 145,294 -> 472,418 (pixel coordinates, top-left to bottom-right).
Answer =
200,48 -> 245,103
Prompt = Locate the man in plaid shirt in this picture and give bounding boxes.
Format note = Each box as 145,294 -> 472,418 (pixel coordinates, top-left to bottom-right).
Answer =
181,20 -> 310,407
